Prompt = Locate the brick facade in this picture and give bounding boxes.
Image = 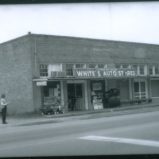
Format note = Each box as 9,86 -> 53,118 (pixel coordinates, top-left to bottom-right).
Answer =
32,34 -> 159,64
0,33 -> 159,114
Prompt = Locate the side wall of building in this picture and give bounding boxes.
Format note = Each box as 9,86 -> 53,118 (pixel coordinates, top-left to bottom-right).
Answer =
0,36 -> 34,114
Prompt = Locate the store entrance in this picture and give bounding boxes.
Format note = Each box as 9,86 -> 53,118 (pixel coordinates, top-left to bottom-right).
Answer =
91,80 -> 105,110
67,83 -> 84,111
133,79 -> 147,100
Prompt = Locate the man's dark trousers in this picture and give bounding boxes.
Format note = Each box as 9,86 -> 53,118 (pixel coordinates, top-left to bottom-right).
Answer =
1,106 -> 7,124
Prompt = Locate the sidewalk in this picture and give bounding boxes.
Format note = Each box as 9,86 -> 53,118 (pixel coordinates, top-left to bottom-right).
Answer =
2,102 -> 159,127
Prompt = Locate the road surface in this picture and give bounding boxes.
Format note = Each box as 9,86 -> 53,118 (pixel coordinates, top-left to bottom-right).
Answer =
0,109 -> 159,157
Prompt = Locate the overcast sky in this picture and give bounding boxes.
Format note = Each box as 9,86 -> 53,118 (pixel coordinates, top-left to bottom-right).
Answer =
0,2 -> 159,44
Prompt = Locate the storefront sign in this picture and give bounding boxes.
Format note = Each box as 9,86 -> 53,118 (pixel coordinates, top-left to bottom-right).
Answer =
36,81 -> 47,86
74,69 -> 136,78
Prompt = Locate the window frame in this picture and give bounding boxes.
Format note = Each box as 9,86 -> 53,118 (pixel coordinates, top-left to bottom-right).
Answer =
87,63 -> 97,69
75,64 -> 85,69
97,64 -> 105,69
40,64 -> 48,77
149,64 -> 159,76
154,65 -> 159,75
66,64 -> 74,76
133,79 -> 147,100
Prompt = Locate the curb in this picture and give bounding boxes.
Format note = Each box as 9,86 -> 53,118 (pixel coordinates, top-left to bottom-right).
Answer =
44,103 -> 159,118
5,103 -> 159,127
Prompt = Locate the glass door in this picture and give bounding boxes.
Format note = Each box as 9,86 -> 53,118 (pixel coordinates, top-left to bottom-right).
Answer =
91,80 -> 105,110
134,80 -> 147,100
67,83 -> 84,111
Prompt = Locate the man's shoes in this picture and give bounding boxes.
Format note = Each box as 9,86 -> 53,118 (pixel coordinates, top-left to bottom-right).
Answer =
3,122 -> 7,124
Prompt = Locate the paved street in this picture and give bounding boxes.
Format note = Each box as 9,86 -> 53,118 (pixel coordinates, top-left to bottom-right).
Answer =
0,108 -> 159,157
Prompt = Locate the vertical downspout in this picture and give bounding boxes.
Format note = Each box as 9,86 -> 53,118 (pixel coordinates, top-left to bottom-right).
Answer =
129,78 -> 133,101
34,36 -> 38,77
33,35 -> 40,112
147,64 -> 151,100
28,32 -> 38,112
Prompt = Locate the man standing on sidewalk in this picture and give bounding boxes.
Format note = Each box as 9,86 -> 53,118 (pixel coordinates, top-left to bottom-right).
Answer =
0,94 -> 8,124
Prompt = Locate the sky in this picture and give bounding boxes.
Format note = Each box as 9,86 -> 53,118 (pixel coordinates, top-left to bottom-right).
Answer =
0,2 -> 159,44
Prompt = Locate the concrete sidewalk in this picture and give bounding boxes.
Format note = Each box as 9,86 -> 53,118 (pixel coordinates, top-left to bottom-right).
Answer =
1,102 -> 159,127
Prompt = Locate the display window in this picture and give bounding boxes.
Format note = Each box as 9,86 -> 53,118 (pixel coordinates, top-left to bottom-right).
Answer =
42,81 -> 61,107
91,80 -> 105,110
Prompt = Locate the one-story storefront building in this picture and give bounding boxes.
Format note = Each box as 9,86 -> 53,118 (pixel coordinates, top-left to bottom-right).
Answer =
0,33 -> 159,114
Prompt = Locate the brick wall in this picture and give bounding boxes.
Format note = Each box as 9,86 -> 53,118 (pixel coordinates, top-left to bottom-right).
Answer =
0,36 -> 34,114
1,33 -> 159,114
31,34 -> 159,65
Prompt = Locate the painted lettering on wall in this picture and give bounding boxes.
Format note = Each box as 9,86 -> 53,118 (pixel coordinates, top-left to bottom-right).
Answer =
74,69 -> 136,78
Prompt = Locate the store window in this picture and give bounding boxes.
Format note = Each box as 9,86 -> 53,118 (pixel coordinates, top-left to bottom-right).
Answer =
121,64 -> 128,69
139,65 -> 145,75
128,65 -> 132,69
97,64 -> 105,69
132,65 -> 138,71
107,64 -> 116,69
115,64 -> 129,69
132,65 -> 146,76
43,82 -> 61,107
149,65 -> 159,76
104,64 -> 108,69
149,66 -> 153,75
48,64 -> 63,77
75,64 -> 85,69
115,64 -> 121,69
66,64 -> 74,76
40,64 -> 48,77
154,65 -> 159,75
88,64 -> 97,69
91,81 -> 104,110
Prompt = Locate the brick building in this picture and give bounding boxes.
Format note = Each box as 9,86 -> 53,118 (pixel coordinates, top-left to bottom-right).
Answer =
0,33 -> 159,114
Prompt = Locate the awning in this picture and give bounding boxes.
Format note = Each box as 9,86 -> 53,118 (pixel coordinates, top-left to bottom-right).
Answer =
33,78 -> 48,82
